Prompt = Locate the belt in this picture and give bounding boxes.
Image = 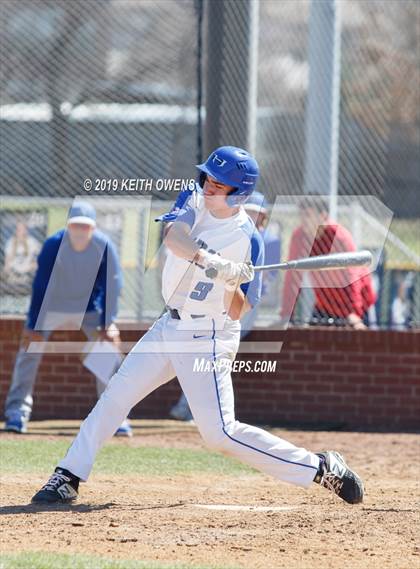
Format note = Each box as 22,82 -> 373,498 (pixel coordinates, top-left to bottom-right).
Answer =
167,308 -> 206,320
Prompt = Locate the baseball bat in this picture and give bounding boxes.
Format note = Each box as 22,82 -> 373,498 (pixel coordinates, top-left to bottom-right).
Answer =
205,250 -> 372,279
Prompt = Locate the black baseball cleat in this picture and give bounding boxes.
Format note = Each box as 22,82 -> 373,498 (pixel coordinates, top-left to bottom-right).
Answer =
31,467 -> 79,504
314,451 -> 364,504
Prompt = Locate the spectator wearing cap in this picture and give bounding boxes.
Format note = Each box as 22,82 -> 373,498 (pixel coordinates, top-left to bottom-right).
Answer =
3,202 -> 131,436
280,195 -> 376,329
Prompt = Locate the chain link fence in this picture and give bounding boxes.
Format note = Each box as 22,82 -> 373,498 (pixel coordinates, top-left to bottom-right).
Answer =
0,0 -> 200,196
1,0 -> 419,328
256,0 -> 419,328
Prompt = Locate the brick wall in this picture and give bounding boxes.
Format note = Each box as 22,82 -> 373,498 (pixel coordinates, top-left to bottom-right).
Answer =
1,317 -> 419,431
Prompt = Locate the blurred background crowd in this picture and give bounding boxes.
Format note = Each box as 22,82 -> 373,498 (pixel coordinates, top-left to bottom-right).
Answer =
1,0 -> 419,330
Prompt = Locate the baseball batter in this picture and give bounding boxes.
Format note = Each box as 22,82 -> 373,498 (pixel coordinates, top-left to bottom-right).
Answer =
32,146 -> 364,505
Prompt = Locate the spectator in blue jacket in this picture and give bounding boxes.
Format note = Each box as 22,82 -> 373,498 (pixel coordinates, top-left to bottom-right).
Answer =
3,202 -> 131,436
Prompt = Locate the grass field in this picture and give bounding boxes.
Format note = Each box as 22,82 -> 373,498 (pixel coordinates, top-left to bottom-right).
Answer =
1,420 -> 419,569
0,439 -> 252,477
0,552 -> 235,569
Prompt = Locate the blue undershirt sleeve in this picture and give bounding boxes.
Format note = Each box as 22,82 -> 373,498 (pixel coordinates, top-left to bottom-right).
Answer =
155,186 -> 195,223
173,203 -> 196,229
240,231 -> 264,308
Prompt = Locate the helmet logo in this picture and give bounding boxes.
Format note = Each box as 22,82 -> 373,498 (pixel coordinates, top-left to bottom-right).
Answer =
211,154 -> 227,168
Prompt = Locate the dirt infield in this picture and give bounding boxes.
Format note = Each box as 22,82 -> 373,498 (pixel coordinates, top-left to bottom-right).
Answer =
1,421 -> 419,569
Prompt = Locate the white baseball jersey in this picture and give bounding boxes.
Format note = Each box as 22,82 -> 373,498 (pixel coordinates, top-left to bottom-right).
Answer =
162,188 -> 264,318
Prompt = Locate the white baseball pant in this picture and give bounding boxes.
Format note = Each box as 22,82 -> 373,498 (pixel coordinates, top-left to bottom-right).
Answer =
59,311 -> 320,487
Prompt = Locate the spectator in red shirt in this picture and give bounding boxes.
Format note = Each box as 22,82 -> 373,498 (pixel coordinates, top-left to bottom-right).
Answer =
281,195 -> 376,330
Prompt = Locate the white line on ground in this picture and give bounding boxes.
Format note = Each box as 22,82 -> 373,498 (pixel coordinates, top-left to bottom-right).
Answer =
192,504 -> 297,512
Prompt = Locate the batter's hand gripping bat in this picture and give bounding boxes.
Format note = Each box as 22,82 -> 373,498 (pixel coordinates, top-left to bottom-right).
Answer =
205,250 -> 373,279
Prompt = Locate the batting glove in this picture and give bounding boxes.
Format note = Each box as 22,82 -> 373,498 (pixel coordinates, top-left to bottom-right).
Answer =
225,262 -> 255,291
200,251 -> 242,281
201,251 -> 254,286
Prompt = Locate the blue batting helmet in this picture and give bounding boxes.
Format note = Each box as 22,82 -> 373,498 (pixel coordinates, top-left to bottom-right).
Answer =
196,146 -> 259,206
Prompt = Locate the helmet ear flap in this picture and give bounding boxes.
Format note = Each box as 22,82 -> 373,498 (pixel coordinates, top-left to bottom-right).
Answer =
198,172 -> 207,188
226,189 -> 249,207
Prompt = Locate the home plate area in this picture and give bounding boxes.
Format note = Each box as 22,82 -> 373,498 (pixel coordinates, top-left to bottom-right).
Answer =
1,422 -> 418,569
